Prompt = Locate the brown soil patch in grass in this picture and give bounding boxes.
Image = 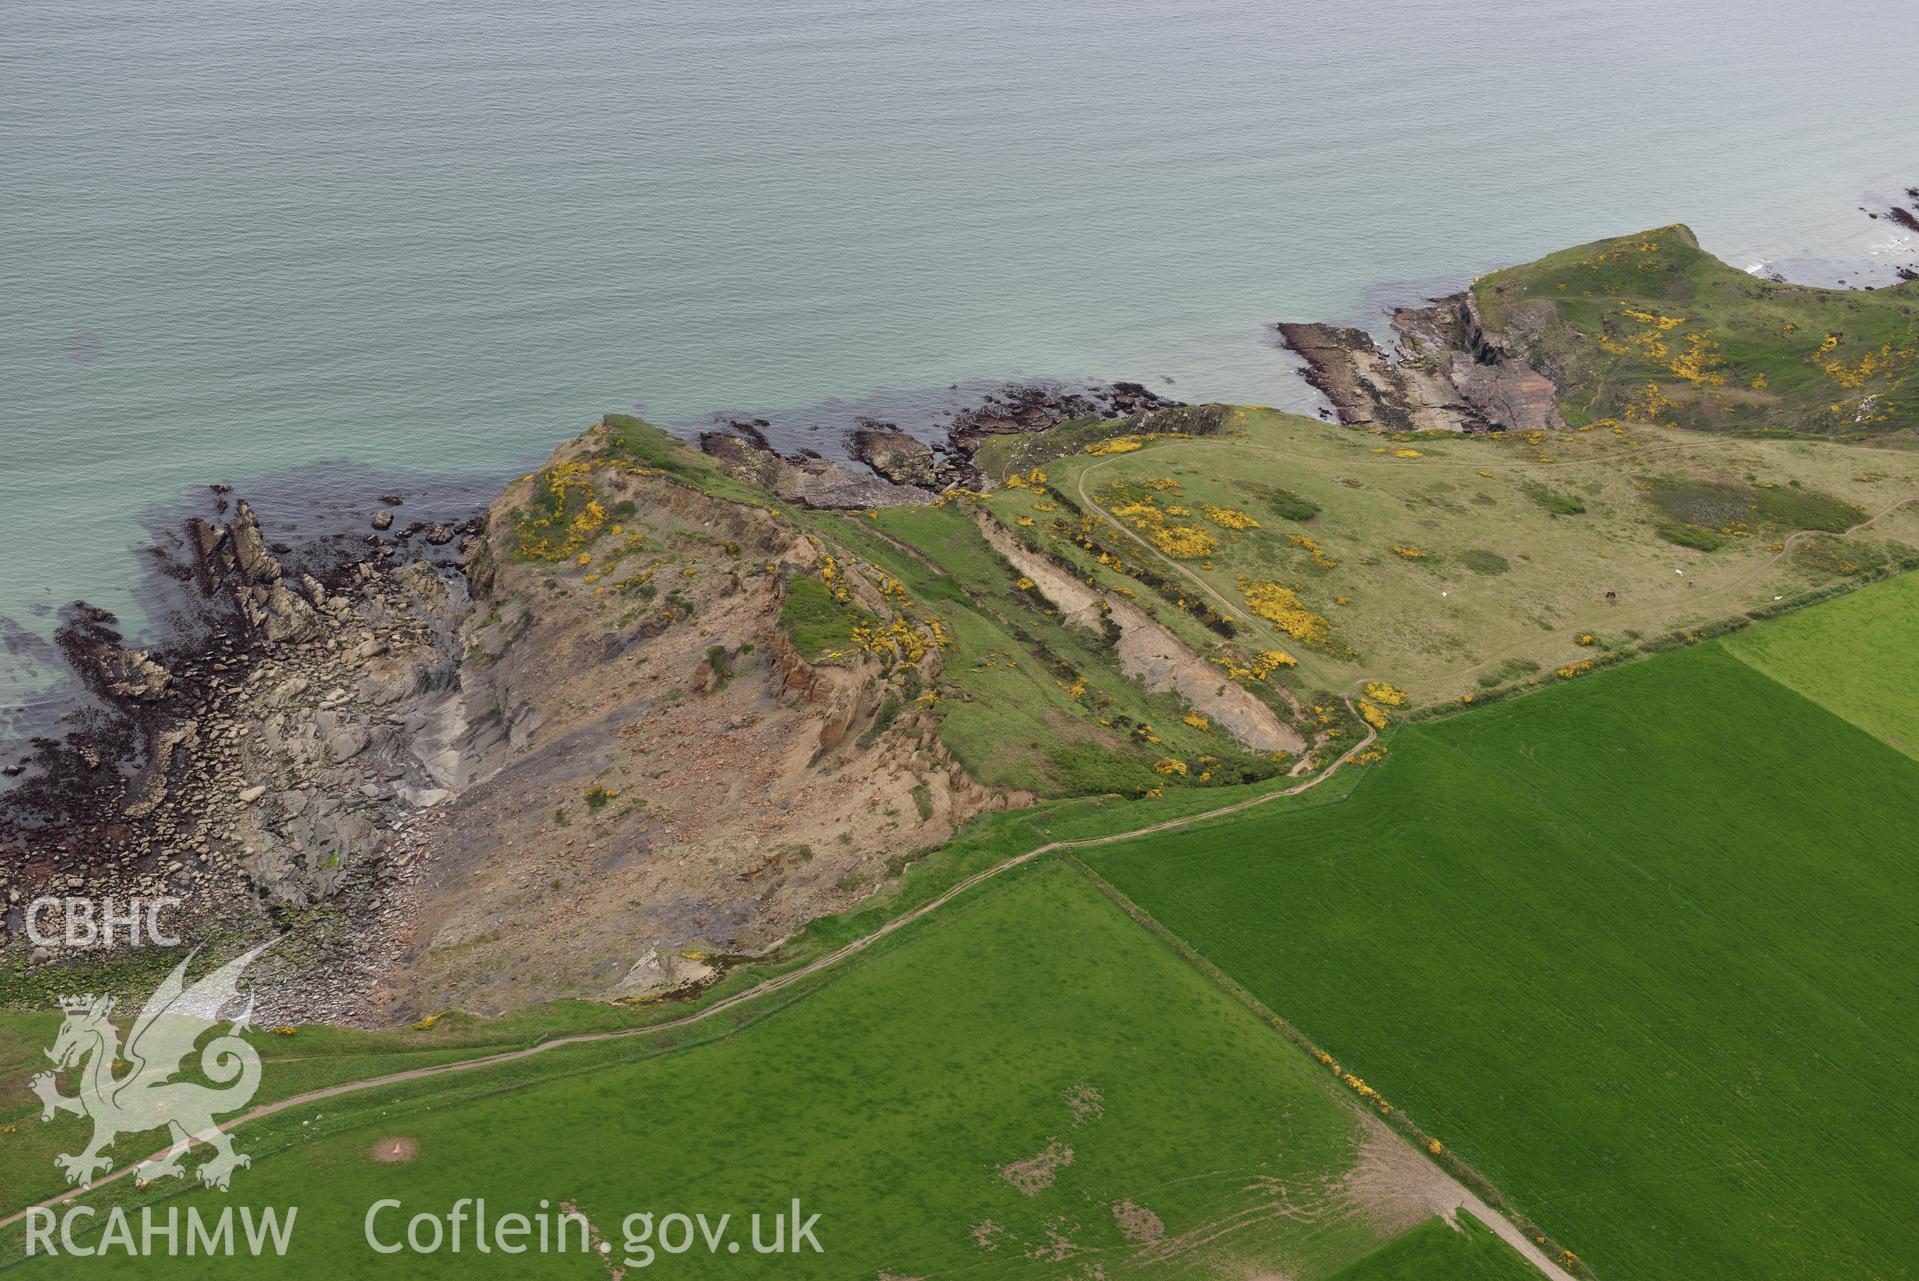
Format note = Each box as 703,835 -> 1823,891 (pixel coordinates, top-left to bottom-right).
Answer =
1112,1198 -> 1165,1244
1340,1114 -> 1464,1236
370,1136 -> 419,1164
999,1137 -> 1073,1196
1064,1082 -> 1104,1126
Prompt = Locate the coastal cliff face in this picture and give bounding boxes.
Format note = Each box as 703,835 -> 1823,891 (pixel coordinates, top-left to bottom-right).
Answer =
384,426 -> 1019,1016
0,417 -> 1033,1021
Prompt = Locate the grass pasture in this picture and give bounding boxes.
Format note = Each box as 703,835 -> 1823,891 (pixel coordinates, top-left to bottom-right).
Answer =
8,863 -> 1462,1280
986,408 -> 1919,710
1089,641 -> 1919,1281
1724,568 -> 1919,760
1327,1211 -> 1541,1281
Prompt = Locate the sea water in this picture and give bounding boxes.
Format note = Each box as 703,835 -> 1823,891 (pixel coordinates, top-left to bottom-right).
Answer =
4,0 -> 1918,724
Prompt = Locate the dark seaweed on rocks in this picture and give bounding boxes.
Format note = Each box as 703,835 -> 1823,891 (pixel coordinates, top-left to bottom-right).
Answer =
1,486 -> 486,1021
694,379 -> 1183,503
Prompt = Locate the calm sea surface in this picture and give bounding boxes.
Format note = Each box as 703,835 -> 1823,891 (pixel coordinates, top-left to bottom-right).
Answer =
5,0 -> 1918,721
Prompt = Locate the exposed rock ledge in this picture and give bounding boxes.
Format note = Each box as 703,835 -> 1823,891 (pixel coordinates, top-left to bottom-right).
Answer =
0,376 -> 1179,1021
1,499 -> 488,1023
701,381 -> 1186,504
1277,292 -> 1563,434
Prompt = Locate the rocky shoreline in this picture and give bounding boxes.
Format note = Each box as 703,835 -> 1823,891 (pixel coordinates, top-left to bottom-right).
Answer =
0,492 -> 490,1021
699,379 -> 1181,501
1275,293 -> 1562,435
0,379 -> 1175,1022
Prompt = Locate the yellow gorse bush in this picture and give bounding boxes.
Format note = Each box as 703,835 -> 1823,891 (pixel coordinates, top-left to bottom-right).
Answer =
1237,579 -> 1332,648
1288,532 -> 1337,569
1201,503 -> 1260,530
1251,649 -> 1297,675
513,460 -> 612,561
1211,648 -> 1296,683
1081,431 -> 1190,456
1811,334 -> 1912,390
1621,307 -> 1686,331
1110,500 -> 1220,560
1362,681 -> 1406,706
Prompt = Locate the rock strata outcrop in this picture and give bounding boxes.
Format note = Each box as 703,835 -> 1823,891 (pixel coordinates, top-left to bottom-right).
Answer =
1278,294 -> 1564,434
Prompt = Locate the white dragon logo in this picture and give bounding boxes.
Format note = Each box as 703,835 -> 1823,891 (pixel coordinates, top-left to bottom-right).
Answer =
30,942 -> 275,1191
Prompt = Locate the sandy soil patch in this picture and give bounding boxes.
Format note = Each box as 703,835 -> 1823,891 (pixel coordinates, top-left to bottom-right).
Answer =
1064,1082 -> 1104,1126
1112,1198 -> 1165,1244
999,1137 -> 1074,1196
1341,1114 -> 1465,1236
978,514 -> 1303,754
370,1136 -> 419,1164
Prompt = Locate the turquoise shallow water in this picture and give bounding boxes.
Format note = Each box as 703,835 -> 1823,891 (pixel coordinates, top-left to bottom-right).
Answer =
4,0 -> 1918,721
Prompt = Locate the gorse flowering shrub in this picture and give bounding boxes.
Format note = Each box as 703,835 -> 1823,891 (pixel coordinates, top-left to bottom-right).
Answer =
1211,648 -> 1297,683
1237,579 -> 1333,648
1811,333 -> 1914,390
1362,681 -> 1406,706
1201,503 -> 1260,530
1288,532 -> 1337,570
512,460 -> 611,562
1081,431 -> 1191,457
1250,649 -> 1298,675
1108,498 -> 1221,560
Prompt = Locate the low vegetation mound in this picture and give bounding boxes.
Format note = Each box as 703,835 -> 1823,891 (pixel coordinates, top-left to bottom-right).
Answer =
1474,223 -> 1919,434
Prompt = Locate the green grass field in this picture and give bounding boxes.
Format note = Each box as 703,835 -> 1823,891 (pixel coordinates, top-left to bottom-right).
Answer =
1326,1212 -> 1541,1281
7,861 -> 1483,1279
1089,639 -> 1919,1281
1724,569 -> 1919,759
0,768 -> 1378,1205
